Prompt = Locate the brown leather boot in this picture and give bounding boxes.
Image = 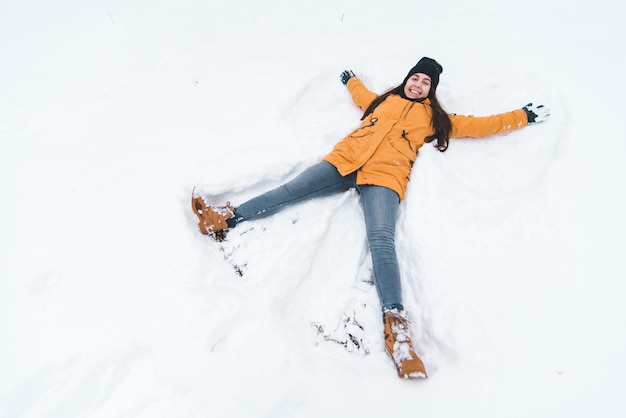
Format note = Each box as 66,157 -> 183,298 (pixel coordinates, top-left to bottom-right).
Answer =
191,192 -> 234,239
383,308 -> 427,379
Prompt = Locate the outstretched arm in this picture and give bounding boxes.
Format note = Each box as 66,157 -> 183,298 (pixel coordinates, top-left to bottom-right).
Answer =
449,103 -> 550,138
340,70 -> 378,111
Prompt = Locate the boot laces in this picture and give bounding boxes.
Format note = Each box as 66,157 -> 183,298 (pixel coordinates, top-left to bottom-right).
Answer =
386,310 -> 416,363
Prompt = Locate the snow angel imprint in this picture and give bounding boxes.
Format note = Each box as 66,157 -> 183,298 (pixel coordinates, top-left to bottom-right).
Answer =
191,57 -> 550,379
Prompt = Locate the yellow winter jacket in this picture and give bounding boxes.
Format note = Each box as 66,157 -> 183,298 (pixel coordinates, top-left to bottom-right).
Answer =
323,77 -> 528,200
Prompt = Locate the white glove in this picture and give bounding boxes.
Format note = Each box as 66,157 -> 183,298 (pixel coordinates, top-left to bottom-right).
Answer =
523,103 -> 550,124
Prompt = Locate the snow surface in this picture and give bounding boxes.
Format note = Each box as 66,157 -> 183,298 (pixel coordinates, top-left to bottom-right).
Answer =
1,0 -> 626,416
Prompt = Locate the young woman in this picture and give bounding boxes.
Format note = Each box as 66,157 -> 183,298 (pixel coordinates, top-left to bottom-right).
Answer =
192,57 -> 550,379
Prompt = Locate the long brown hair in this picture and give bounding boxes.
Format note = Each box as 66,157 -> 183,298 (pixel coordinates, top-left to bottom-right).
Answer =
361,84 -> 452,152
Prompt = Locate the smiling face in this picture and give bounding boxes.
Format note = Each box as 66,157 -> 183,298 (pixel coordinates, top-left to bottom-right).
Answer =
403,73 -> 432,100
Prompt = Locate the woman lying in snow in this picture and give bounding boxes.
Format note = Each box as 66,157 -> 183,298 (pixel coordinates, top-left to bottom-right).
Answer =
191,57 -> 550,379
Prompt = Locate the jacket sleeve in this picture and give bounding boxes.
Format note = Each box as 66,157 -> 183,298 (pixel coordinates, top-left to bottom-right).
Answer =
346,77 -> 379,111
449,108 -> 528,138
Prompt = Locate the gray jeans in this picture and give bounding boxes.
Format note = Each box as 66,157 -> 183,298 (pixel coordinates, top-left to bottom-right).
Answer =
232,161 -> 404,311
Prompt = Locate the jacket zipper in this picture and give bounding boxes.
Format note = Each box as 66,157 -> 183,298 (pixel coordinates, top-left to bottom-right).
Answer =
401,130 -> 416,152
363,117 -> 378,128
403,103 -> 414,119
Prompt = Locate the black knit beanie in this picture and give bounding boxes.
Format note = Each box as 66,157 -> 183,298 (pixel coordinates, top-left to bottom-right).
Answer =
404,57 -> 443,89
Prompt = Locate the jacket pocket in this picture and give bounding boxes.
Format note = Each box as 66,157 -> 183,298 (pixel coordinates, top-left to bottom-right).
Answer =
348,117 -> 379,139
389,132 -> 417,162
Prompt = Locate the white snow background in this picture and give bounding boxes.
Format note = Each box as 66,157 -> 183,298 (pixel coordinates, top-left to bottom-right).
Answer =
1,0 -> 625,416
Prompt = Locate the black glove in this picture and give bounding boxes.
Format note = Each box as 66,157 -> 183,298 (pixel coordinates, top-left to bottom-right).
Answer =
522,103 -> 550,124
340,70 -> 355,85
